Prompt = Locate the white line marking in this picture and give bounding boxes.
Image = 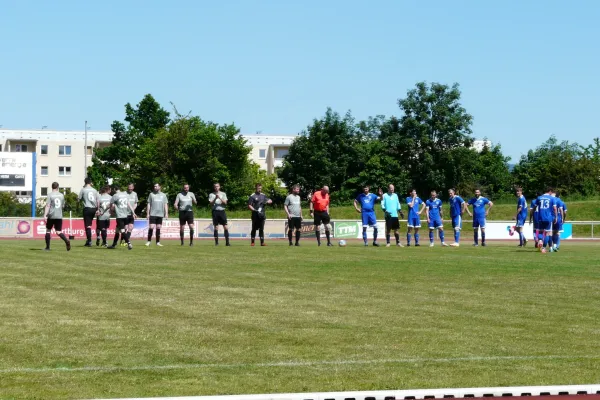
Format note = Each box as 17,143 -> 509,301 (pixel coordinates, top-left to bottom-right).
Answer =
1,355 -> 599,374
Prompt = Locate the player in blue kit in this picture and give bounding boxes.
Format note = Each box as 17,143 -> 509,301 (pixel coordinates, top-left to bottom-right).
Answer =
448,188 -> 465,247
551,192 -> 567,251
513,187 -> 528,247
406,189 -> 426,246
354,185 -> 381,246
425,190 -> 448,247
528,192 -> 542,247
536,187 -> 557,253
466,189 -> 493,247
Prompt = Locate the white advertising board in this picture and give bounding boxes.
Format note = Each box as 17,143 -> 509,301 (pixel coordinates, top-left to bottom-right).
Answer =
0,152 -> 33,191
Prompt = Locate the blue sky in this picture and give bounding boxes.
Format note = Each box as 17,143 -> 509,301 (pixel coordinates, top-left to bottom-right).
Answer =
1,0 -> 599,161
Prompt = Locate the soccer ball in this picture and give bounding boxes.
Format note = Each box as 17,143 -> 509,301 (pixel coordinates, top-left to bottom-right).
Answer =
338,240 -> 347,247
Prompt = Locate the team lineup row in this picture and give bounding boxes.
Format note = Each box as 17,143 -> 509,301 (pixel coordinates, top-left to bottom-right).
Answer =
41,179 -> 566,253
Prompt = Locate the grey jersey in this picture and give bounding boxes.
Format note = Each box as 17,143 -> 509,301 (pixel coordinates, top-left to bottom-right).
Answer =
78,186 -> 98,208
209,191 -> 227,211
98,194 -> 113,220
284,194 -> 302,218
148,192 -> 168,217
111,191 -> 130,219
47,191 -> 65,219
126,191 -> 138,215
176,192 -> 196,212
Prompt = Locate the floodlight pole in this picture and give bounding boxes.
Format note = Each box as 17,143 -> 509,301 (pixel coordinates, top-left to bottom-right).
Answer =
84,121 -> 88,178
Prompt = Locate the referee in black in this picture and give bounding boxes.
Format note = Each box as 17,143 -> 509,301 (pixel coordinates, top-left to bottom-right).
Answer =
247,183 -> 272,246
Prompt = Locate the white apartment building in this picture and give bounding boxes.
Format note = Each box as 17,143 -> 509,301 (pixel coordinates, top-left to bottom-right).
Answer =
0,129 -> 296,201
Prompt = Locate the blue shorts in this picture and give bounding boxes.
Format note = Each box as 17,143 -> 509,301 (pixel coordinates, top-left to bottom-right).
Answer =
428,218 -> 443,229
451,215 -> 462,231
553,220 -> 563,232
472,217 -> 486,229
538,220 -> 552,232
361,211 -> 377,227
516,215 -> 526,227
407,216 -> 421,228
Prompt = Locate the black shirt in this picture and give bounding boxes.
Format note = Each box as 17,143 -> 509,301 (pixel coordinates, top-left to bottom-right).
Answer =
248,193 -> 270,218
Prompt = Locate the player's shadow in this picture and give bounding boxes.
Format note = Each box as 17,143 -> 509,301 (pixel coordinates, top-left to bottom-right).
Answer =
29,248 -> 45,251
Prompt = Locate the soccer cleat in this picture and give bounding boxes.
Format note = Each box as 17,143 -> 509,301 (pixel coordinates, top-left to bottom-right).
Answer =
225,243 -> 231,246
442,242 -> 449,247
549,247 -> 555,253
386,243 -> 391,248
190,242 -> 194,247
43,248 -> 50,251
251,242 -> 255,247
128,243 -> 133,250
294,243 -> 300,247
429,243 -> 434,247
102,243 -> 108,248
96,239 -> 100,247
156,243 -> 163,247
372,242 -> 380,247
214,243 -> 219,246
482,243 -> 487,247
66,241 -> 71,251
289,242 -> 293,246
524,238 -> 528,246
449,243 -> 460,247
415,243 -> 420,247
261,243 -> 267,247
84,242 -> 92,247
406,243 -> 411,247
327,243 -> 333,247
364,243 -> 369,247
107,245 -> 116,249
397,243 -> 404,247
145,241 -> 151,247
473,243 -> 479,247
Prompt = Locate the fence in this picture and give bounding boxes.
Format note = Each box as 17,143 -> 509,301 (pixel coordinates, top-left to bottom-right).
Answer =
1,217 -> 598,240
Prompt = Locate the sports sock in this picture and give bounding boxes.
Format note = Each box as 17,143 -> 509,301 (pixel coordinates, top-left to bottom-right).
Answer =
181,230 -> 185,245
85,227 -> 92,242
362,228 -> 367,244
454,230 -> 459,243
189,229 -> 194,244
213,229 -> 218,245
518,231 -> 524,246
45,232 -> 51,249
386,234 -> 391,244
481,231 -> 486,244
156,228 -> 161,243
474,230 -> 479,244
315,230 -> 320,245
325,229 -> 331,245
555,236 -> 560,248
552,233 -> 559,247
415,233 -> 420,244
429,230 -> 434,243
439,230 -> 445,243
125,231 -> 131,244
101,229 -> 107,244
251,231 -> 256,244
112,232 -> 120,246
373,228 -> 378,242
406,233 -> 411,245
295,230 -> 300,244
543,231 -> 549,247
58,233 -> 68,243
224,229 -> 230,245
259,229 -> 264,244
394,232 -> 400,244
288,229 -> 293,244
147,228 -> 153,242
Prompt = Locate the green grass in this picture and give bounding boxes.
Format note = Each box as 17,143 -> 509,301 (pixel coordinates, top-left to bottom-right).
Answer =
1,240 -> 600,399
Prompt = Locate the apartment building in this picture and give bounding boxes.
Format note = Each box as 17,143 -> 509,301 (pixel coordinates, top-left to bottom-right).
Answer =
0,129 -> 295,201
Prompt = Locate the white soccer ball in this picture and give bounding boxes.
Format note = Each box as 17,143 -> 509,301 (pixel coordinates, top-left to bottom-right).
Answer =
338,240 -> 347,247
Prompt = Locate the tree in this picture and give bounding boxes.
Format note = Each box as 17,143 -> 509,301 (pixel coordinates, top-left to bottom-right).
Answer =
381,82 -> 474,196
89,94 -> 171,203
512,136 -> 599,197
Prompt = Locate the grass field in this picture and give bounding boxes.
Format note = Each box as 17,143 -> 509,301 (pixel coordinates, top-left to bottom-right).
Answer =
1,239 -> 600,399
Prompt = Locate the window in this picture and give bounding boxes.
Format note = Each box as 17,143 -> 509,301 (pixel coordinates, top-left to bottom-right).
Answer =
59,187 -> 71,194
41,187 -> 48,196
15,144 -> 28,152
16,191 -> 31,196
59,145 -> 71,156
41,166 -> 48,176
258,149 -> 266,159
58,166 -> 72,176
40,145 -> 48,155
86,146 -> 93,156
0,144 -> 2,151
275,148 -> 289,159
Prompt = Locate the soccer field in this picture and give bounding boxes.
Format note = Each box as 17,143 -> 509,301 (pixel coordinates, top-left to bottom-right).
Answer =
1,240 -> 599,399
